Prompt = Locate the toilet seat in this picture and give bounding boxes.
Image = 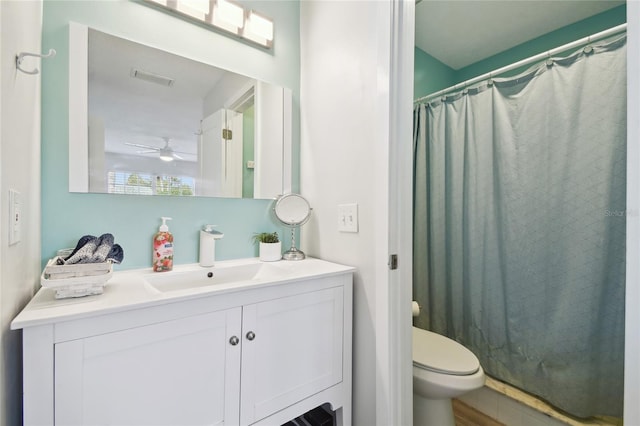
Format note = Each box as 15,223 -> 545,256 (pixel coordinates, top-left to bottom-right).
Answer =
413,327 -> 480,376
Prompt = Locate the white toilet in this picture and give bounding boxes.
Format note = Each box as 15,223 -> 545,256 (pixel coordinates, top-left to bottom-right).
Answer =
413,326 -> 485,426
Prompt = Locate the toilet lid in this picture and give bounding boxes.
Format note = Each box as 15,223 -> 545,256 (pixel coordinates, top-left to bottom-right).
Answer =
412,327 -> 480,376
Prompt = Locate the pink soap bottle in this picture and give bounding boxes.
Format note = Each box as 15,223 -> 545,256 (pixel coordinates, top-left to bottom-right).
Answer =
153,217 -> 173,272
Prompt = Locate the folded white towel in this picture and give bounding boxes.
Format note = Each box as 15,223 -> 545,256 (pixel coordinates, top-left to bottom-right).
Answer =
55,284 -> 104,299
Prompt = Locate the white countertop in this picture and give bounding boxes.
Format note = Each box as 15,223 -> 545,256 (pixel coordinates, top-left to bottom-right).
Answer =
11,257 -> 354,330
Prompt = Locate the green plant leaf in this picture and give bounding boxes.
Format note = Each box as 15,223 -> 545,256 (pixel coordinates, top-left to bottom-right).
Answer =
252,232 -> 279,244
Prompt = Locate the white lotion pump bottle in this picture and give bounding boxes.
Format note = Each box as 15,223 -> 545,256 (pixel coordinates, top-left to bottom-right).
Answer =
199,225 -> 224,267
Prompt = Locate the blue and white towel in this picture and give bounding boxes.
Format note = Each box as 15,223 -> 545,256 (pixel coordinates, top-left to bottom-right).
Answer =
59,233 -> 124,265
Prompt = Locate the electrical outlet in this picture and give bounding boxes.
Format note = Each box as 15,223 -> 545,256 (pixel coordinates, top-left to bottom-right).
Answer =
338,203 -> 358,233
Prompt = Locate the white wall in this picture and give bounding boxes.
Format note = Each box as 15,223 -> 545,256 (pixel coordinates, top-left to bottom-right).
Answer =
0,1 -> 43,425
300,1 -> 379,423
300,2 -> 403,424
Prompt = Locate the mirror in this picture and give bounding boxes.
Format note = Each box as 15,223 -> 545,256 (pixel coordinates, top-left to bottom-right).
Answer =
273,193 -> 311,260
68,23 -> 292,199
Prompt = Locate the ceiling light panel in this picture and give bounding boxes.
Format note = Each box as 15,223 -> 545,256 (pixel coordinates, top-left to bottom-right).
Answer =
213,0 -> 244,33
243,10 -> 273,47
143,0 -> 274,49
176,0 -> 211,20
130,68 -> 175,87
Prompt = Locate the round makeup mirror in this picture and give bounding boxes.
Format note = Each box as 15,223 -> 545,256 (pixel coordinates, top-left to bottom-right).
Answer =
273,193 -> 312,260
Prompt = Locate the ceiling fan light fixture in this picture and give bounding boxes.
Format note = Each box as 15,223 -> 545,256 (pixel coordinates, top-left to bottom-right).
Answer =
159,148 -> 174,162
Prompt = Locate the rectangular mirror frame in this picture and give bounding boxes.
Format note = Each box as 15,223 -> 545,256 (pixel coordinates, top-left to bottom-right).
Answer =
68,22 -> 292,198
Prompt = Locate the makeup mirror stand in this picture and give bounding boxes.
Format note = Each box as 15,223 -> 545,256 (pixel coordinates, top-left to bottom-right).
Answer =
273,193 -> 312,261
283,227 -> 305,261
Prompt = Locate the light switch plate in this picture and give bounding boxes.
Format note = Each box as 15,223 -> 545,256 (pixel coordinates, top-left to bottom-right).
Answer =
338,203 -> 358,233
9,189 -> 21,245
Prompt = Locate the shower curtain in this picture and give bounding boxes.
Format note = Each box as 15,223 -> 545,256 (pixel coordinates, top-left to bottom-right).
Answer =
413,35 -> 626,418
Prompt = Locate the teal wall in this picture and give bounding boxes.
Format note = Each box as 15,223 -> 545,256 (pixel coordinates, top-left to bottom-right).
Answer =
414,5 -> 626,100
456,5 -> 626,82
41,0 -> 300,270
414,47 -> 456,100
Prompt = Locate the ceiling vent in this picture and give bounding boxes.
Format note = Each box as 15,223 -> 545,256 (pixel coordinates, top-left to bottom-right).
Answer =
130,68 -> 175,87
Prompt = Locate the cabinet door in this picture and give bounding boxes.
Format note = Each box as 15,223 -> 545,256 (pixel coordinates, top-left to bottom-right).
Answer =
55,308 -> 242,426
240,287 -> 344,425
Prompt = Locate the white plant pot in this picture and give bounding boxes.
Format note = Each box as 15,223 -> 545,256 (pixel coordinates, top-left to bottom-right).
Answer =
259,242 -> 282,262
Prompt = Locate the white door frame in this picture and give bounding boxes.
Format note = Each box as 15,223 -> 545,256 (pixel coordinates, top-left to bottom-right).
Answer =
377,1 -> 415,425
625,2 -> 640,424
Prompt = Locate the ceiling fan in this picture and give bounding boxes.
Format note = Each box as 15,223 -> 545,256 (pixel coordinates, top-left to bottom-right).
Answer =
124,137 -> 191,162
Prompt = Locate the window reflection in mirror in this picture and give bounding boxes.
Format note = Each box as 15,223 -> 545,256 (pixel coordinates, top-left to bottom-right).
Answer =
69,23 -> 291,199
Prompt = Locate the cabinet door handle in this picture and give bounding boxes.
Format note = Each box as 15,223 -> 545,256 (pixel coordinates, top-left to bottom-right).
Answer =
246,331 -> 256,341
229,336 -> 240,346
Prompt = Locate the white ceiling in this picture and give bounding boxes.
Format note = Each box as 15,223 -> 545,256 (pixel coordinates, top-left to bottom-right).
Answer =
415,0 -> 625,70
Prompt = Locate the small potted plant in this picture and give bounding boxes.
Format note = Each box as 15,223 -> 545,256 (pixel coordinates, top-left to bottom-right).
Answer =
252,232 -> 281,262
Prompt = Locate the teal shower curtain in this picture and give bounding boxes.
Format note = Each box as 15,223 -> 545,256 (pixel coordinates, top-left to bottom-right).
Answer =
413,36 -> 626,418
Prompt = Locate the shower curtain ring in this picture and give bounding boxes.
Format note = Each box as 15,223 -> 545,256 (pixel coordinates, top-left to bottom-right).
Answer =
584,36 -> 594,54
546,52 -> 554,67
487,73 -> 493,87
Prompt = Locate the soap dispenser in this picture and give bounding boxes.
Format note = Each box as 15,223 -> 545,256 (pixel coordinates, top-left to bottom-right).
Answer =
153,217 -> 174,272
199,225 -> 224,267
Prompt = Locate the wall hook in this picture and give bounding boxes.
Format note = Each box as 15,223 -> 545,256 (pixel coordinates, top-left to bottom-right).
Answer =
16,48 -> 56,75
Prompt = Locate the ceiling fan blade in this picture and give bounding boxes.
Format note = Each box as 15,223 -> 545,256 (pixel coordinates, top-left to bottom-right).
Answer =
136,150 -> 158,154
125,142 -> 159,150
173,153 -> 185,160
173,150 -> 196,155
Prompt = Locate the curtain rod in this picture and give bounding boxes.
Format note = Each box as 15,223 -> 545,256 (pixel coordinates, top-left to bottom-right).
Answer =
414,23 -> 627,104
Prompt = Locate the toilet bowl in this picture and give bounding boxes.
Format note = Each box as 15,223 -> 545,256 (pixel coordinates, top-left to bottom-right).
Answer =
413,327 -> 485,426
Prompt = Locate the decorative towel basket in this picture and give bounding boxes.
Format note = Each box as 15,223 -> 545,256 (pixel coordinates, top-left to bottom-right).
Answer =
41,257 -> 113,299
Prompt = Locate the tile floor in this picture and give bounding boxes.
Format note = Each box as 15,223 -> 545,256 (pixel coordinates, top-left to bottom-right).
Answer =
456,377 -> 621,426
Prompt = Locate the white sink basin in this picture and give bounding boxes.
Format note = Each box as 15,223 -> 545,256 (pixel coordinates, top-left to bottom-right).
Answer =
144,262 -> 285,293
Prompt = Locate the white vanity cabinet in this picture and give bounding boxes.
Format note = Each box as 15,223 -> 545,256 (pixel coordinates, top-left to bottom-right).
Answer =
54,308 -> 243,426
13,259 -> 353,426
240,286 -> 344,425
